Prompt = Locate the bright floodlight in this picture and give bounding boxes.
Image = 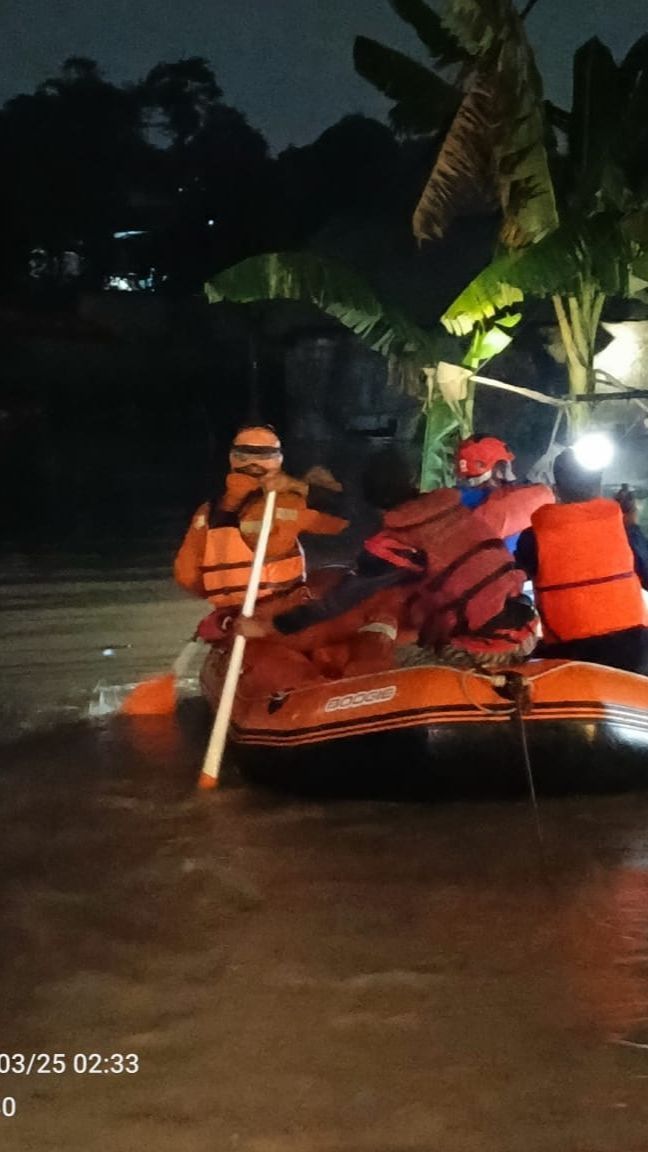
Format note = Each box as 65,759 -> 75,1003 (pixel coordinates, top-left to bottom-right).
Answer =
573,432 -> 614,471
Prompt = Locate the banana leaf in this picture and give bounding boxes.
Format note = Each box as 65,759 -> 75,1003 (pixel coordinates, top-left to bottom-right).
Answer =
442,214 -> 636,335
389,0 -> 469,66
353,37 -> 458,136
205,251 -> 442,367
413,0 -> 558,248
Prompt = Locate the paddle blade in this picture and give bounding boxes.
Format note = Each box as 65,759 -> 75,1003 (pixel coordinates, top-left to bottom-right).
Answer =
120,673 -> 177,716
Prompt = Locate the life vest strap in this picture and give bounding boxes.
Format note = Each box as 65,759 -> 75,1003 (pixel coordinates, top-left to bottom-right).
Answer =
204,575 -> 305,600
425,539 -> 504,595
200,547 -> 302,574
536,570 -> 636,594
447,561 -> 518,635
364,534 -> 425,571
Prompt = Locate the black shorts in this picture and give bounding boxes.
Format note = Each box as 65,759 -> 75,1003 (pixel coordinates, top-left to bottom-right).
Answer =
538,626 -> 648,675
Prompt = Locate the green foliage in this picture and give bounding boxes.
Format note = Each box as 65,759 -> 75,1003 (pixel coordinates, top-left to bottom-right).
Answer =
388,0 -> 468,66
355,1 -> 557,249
405,0 -> 556,246
206,251 -> 442,366
439,25 -> 648,348
205,249 -> 489,490
567,39 -> 623,212
419,394 -> 460,490
353,38 -> 458,135
442,215 -> 639,335
463,313 -> 521,368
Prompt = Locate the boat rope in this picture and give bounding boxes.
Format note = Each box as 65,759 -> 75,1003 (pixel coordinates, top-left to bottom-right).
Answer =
459,671 -> 515,714
458,663 -> 584,852
505,672 -> 544,847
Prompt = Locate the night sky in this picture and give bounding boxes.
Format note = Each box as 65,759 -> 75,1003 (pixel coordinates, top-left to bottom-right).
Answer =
2,0 -> 647,150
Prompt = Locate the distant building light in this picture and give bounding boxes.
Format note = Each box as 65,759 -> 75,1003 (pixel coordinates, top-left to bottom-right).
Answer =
113,229 -> 147,240
105,275 -> 136,292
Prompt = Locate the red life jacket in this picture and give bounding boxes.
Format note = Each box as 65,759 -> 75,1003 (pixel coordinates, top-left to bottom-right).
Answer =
532,499 -> 645,643
472,483 -> 554,540
377,489 -> 524,645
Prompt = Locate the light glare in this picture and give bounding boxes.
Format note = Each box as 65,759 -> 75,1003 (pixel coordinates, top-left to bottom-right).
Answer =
573,432 -> 614,471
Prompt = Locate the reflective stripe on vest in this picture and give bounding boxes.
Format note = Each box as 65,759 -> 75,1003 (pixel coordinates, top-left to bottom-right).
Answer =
201,525 -> 305,608
532,498 -> 645,642
239,507 -> 299,534
357,621 -> 398,642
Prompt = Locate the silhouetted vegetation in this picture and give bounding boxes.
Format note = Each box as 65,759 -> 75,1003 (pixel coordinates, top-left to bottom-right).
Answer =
0,55 -> 433,297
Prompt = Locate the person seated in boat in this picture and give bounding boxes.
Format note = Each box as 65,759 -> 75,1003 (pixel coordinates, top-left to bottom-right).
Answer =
515,447 -> 648,674
235,583 -> 407,697
616,484 -> 648,588
174,424 -> 349,640
237,447 -> 539,671
455,434 -> 554,554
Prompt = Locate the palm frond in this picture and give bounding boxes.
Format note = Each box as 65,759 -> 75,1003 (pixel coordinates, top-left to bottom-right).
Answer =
545,99 -> 571,134
353,37 -> 458,135
205,252 -> 442,367
389,95 -> 457,136
621,34 -> 648,81
389,0 -> 469,66
490,9 -> 558,247
567,38 -> 624,212
413,0 -> 557,248
413,73 -> 495,241
442,214 -> 635,335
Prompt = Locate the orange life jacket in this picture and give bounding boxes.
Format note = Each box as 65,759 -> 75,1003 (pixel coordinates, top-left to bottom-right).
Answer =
532,499 -> 645,643
174,472 -> 347,609
381,489 -> 525,645
201,487 -> 305,610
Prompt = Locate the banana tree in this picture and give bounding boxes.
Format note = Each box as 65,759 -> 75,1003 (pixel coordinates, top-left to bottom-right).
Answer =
440,36 -> 648,425
205,251 -> 518,488
355,2 -> 648,427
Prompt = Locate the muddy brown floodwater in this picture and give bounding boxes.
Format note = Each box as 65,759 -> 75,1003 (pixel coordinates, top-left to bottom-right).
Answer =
2,545 -> 648,1151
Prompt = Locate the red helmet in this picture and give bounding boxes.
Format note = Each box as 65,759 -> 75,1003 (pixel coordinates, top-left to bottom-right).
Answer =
455,435 -> 514,485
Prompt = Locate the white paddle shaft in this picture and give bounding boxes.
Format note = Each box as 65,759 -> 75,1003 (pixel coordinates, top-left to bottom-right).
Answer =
200,489 -> 277,785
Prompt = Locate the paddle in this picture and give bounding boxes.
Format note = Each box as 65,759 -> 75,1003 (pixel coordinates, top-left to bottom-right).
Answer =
198,488 -> 277,790
120,637 -> 204,716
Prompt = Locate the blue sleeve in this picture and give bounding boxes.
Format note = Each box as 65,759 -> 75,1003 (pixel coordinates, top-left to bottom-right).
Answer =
515,528 -> 538,579
459,488 -> 489,510
626,524 -> 648,590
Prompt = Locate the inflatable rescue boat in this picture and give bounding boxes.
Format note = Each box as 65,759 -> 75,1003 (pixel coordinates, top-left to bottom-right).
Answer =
200,652 -> 648,796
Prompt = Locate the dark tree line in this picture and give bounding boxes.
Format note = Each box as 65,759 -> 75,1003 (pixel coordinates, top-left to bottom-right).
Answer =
0,56 -> 433,296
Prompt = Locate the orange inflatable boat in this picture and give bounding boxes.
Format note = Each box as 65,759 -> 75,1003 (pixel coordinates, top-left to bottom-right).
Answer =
200,651 -> 648,796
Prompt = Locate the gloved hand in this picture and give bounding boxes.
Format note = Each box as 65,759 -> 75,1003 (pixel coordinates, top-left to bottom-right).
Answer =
261,471 -> 308,497
233,616 -> 274,640
615,484 -> 639,526
196,610 -> 236,643
302,466 -> 343,492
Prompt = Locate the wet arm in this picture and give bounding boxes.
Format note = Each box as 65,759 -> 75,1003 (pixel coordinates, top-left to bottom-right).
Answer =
273,552 -> 418,635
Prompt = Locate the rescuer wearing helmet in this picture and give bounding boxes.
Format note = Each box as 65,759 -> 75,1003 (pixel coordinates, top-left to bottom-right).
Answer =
237,447 -> 538,672
455,434 -> 554,553
515,447 -> 648,673
174,425 -> 348,639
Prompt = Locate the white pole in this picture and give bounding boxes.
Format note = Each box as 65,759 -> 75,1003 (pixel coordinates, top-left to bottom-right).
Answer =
198,489 -> 277,790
